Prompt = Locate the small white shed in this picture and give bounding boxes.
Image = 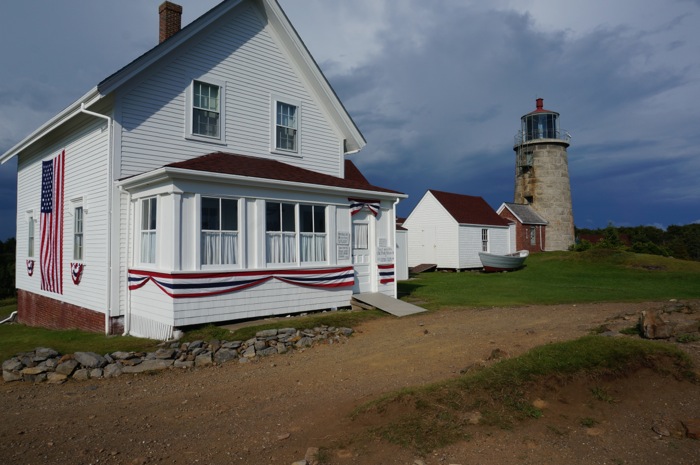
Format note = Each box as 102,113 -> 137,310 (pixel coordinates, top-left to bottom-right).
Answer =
404,190 -> 513,269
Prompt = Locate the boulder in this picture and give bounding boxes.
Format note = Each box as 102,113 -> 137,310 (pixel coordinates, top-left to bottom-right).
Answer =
641,311 -> 673,339
73,352 -> 107,369
55,359 -> 79,376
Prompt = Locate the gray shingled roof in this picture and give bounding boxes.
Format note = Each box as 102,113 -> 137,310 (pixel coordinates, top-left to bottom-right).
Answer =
502,203 -> 548,225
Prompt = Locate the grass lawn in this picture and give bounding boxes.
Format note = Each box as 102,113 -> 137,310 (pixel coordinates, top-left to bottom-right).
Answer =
399,249 -> 700,309
1,249 -> 699,361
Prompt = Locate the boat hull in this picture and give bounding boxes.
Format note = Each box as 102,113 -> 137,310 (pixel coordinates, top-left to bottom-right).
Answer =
478,250 -> 529,272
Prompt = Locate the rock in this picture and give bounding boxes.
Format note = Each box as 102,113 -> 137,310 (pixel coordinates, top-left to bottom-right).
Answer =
121,359 -> 172,374
488,348 -> 509,360
213,348 -> 238,364
257,347 -> 278,357
73,352 -> 107,369
681,418 -> 700,439
111,351 -> 133,360
103,364 -> 123,378
305,447 -> 319,465
652,424 -> 670,437
256,329 -> 278,338
154,348 -> 177,359
21,366 -> 49,376
72,369 -> 90,380
532,399 -> 548,409
277,432 -> 290,440
295,337 -> 313,348
173,360 -> 194,369
242,346 -> 256,358
2,358 -> 23,372
34,347 -> 59,359
467,411 -> 482,425
55,359 -> 79,376
46,372 -> 68,384
641,311 -> 673,339
194,353 -> 213,367
3,370 -> 23,382
188,340 -> 204,350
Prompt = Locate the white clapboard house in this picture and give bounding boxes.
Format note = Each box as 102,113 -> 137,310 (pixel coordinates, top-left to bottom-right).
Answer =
404,190 -> 513,270
1,0 -> 405,340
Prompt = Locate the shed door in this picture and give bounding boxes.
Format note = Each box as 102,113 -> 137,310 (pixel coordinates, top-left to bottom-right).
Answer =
352,211 -> 373,293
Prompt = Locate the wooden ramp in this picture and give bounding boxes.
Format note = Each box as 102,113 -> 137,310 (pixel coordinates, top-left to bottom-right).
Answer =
353,293 -> 427,317
411,263 -> 437,274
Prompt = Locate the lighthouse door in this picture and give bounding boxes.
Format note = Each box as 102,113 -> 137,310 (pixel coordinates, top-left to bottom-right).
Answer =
352,211 -> 374,293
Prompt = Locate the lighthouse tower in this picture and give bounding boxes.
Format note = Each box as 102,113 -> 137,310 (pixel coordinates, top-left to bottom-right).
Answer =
513,98 -> 574,251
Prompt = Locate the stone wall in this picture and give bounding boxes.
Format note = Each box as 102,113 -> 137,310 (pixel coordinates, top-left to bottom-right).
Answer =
3,325 -> 353,383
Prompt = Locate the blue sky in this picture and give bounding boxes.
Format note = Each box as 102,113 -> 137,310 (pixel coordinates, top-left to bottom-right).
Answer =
1,0 -> 699,241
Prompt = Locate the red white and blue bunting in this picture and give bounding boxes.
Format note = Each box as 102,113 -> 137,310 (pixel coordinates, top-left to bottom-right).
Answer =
71,262 -> 85,285
128,266 -> 354,299
378,264 -> 395,285
349,198 -> 380,217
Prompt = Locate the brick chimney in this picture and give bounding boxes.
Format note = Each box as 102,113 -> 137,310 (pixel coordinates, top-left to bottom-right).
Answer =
159,2 -> 183,43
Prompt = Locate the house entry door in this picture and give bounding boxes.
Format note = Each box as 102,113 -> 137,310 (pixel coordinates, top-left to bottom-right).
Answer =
352,211 -> 374,293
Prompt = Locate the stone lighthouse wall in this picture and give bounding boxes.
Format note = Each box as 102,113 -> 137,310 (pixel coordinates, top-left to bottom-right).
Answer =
513,141 -> 574,251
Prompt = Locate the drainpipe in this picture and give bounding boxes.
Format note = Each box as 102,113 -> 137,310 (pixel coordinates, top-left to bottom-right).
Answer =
121,186 -> 132,336
0,311 -> 17,325
79,103 -> 113,335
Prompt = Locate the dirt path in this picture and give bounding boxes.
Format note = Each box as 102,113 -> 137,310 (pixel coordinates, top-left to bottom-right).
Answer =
1,302 -> 699,465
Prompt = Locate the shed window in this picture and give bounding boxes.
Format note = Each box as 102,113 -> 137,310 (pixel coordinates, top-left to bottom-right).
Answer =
481,229 -> 489,252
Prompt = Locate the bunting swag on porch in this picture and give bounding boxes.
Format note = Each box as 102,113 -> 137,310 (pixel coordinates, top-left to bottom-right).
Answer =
349,198 -> 380,217
40,150 -> 65,294
378,264 -> 395,284
128,266 -> 354,299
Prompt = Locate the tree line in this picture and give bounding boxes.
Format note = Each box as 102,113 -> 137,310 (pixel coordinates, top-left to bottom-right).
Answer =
574,223 -> 700,261
0,238 -> 16,298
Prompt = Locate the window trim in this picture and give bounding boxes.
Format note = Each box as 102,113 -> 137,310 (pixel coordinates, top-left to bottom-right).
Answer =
271,96 -> 301,156
185,78 -> 226,145
200,196 -> 240,269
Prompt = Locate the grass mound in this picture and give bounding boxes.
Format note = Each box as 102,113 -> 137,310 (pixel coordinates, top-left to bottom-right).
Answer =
352,336 -> 695,455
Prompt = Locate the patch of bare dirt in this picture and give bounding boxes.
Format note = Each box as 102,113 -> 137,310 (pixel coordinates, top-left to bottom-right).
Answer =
1,301 -> 699,465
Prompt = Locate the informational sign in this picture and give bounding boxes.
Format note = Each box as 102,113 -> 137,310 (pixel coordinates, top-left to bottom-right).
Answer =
337,232 -> 350,245
376,246 -> 394,264
378,238 -> 388,248
337,245 -> 351,261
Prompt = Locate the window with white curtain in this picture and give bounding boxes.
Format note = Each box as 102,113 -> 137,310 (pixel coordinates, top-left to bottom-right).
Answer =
140,197 -> 157,264
353,223 -> 369,250
266,202 -> 296,264
300,204 -> 326,262
201,197 -> 238,266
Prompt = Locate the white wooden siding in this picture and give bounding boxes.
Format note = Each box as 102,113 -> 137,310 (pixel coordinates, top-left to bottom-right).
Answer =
117,1 -> 342,180
404,192 -> 458,268
16,117 -> 110,314
458,225 -> 511,268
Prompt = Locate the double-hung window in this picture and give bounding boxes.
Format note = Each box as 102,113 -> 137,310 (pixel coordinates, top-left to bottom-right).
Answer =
266,202 -> 296,264
481,229 -> 489,252
300,205 -> 326,262
27,216 -> 34,258
192,81 -> 221,139
73,206 -> 84,261
275,101 -> 298,152
140,198 -> 157,264
201,197 -> 238,266
530,226 -> 537,246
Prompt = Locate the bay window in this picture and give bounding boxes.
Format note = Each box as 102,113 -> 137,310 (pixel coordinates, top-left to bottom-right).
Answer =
201,197 -> 238,266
